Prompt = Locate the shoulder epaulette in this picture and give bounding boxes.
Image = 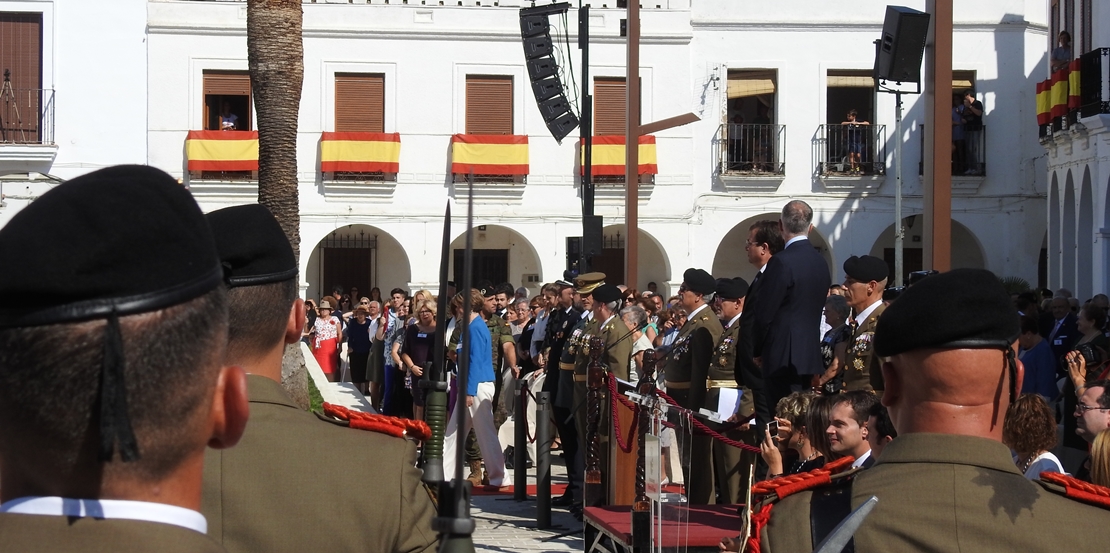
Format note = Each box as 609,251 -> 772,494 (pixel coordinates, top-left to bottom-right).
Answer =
1038,472 -> 1110,509
320,402 -> 431,441
745,456 -> 858,553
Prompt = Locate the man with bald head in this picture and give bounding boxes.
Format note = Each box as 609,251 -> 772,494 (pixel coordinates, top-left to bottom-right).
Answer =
751,269 -> 1110,553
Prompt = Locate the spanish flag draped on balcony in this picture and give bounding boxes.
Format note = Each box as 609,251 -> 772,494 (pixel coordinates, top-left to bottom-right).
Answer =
450,134 -> 529,175
320,132 -> 401,172
185,131 -> 259,171
581,135 -> 658,176
1038,59 -> 1083,125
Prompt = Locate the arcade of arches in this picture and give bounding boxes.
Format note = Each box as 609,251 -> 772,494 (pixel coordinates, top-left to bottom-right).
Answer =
305,225 -> 411,301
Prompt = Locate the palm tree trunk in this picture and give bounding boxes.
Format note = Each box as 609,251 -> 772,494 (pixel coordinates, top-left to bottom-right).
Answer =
248,0 -> 310,409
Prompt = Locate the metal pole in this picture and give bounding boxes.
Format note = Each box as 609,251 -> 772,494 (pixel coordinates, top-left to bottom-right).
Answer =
624,0 -> 640,289
894,92 -> 904,288
579,2 -> 594,272
536,391 -> 552,529
513,379 -> 528,501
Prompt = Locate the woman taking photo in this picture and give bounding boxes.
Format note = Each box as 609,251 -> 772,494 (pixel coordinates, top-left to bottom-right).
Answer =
761,391 -> 824,479
312,300 -> 342,382
401,298 -> 437,422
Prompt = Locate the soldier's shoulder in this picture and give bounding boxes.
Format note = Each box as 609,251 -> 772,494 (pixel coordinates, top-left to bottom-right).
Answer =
316,403 -> 430,448
748,457 -> 862,551
1035,472 -> 1110,513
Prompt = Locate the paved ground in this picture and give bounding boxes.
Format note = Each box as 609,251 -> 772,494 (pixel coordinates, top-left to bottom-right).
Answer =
471,458 -> 585,553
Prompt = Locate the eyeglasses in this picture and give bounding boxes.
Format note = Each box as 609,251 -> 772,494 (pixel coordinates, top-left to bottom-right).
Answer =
418,309 -> 434,314
678,285 -> 689,294
1075,403 -> 1110,413
745,240 -> 765,248
359,301 -> 369,305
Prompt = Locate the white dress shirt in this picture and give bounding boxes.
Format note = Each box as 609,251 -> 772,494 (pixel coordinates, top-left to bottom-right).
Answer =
851,449 -> 873,469
0,496 -> 208,534
854,298 -> 883,327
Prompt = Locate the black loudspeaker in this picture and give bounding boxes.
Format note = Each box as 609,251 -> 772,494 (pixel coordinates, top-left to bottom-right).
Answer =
520,3 -> 579,143
876,6 -> 931,83
523,35 -> 554,60
582,215 -> 603,259
520,14 -> 550,37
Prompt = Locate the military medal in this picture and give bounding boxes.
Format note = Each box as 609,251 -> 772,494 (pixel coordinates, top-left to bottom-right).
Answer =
853,357 -> 865,371
719,356 -> 728,366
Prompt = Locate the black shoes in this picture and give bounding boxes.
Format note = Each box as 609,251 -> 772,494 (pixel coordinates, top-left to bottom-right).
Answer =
551,494 -> 574,507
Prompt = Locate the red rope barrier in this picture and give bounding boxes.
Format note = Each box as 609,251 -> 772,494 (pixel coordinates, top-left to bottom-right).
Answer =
323,402 -> 432,441
606,375 -> 638,453
653,390 -> 762,454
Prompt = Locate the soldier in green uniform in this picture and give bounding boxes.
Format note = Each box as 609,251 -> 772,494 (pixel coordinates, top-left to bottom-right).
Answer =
590,283 -> 634,381
0,166 -> 246,552
202,205 -> 437,553
753,269 -> 1110,552
567,273 -> 606,454
704,277 -> 757,504
839,255 -> 888,395
661,268 -> 724,504
446,281 -> 517,485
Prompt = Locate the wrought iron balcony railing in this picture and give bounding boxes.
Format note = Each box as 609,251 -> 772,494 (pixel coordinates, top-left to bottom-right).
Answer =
817,123 -> 887,176
720,123 -> 786,175
0,87 -> 55,145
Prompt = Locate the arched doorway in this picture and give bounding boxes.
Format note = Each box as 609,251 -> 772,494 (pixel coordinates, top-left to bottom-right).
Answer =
305,225 -> 411,302
1079,168 -> 1094,299
711,213 -> 834,283
449,225 -> 542,294
589,225 -> 670,293
869,216 -> 986,282
1063,171 -> 1076,292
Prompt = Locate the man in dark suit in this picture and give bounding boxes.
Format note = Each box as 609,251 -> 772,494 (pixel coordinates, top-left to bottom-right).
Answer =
1044,296 -> 1079,375
750,200 -> 831,417
737,220 -> 784,424
0,166 -> 247,552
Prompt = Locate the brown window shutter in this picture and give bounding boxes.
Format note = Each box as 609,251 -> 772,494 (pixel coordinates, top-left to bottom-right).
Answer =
593,78 -> 627,136
203,71 -> 251,96
0,13 -> 42,92
335,73 -> 385,133
466,76 -> 513,135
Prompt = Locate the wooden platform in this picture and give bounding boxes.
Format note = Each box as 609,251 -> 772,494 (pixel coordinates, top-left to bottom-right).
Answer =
584,503 -> 744,553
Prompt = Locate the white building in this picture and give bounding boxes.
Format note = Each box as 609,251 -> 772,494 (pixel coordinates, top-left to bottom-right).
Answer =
0,0 -> 1053,300
1039,0 -> 1110,300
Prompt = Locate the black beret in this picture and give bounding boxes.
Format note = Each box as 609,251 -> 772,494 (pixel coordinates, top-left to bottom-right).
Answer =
843,255 -> 889,283
207,204 -> 297,288
683,268 -> 716,295
0,165 -> 222,327
716,277 -> 749,300
874,268 -> 1020,357
592,283 -> 622,304
477,280 -> 496,298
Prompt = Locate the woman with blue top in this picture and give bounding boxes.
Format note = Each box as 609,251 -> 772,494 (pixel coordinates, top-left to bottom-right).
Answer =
442,288 -> 505,487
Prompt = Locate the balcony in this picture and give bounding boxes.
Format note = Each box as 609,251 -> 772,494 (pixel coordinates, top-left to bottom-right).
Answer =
1080,48 -> 1110,118
917,125 -> 986,178
817,124 -> 887,178
1037,48 -> 1109,141
0,87 -> 58,172
720,123 -> 786,176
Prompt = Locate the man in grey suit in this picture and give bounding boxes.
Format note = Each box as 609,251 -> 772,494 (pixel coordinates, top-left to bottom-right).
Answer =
750,200 -> 831,417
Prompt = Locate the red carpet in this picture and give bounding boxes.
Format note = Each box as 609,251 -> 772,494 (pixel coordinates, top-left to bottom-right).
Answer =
471,483 -> 569,496
585,503 -> 744,548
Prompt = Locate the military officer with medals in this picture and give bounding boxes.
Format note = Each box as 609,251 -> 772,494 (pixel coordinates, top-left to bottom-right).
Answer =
541,276 -> 583,509
703,277 -> 757,504
661,268 -> 724,504
751,269 -> 1110,553
566,273 -> 606,449
840,255 -> 888,395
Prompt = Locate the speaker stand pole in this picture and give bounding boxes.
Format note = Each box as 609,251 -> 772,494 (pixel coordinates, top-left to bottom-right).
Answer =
624,0 -> 641,289
579,2 -> 594,274
894,91 -> 904,288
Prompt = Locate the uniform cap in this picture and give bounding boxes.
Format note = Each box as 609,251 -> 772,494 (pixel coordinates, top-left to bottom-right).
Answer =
716,277 -> 750,300
476,280 -> 496,298
575,272 -> 606,296
592,283 -> 622,304
682,268 -> 716,295
843,255 -> 889,283
206,204 -> 298,287
0,164 -> 224,464
874,268 -> 1020,357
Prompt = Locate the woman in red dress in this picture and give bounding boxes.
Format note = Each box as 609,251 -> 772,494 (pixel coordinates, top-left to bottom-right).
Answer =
312,300 -> 342,381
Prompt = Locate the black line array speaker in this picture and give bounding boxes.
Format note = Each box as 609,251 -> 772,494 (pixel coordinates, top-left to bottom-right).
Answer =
582,215 -> 603,260
519,3 -> 579,143
876,6 -> 931,84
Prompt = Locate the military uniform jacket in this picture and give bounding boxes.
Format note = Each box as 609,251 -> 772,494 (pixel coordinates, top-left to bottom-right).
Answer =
759,434 -> 1110,553
662,305 -> 724,410
202,375 -> 437,553
597,313 -> 633,381
702,317 -> 754,420
0,513 -> 226,553
541,305 -> 582,398
843,302 -> 885,392
555,312 -> 593,409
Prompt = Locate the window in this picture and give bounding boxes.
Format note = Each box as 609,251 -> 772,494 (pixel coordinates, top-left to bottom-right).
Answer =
1050,0 -> 1060,48
203,71 -> 251,131
724,69 -> 783,174
826,70 -> 875,125
1080,0 -> 1092,53
0,12 -> 44,144
335,73 -> 384,132
594,77 -> 627,136
726,69 -> 776,124
465,75 -> 513,135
